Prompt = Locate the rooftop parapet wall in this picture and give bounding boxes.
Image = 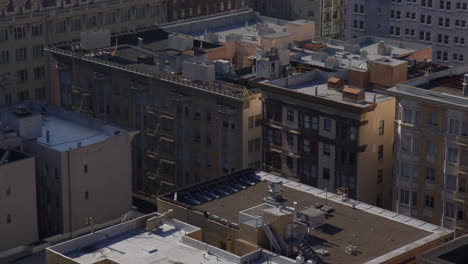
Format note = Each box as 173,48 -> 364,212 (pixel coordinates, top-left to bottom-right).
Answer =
47,47 -> 248,101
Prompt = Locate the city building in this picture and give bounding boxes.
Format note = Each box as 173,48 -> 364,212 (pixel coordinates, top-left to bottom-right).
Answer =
167,0 -> 247,21
157,169 -> 454,264
0,0 -> 169,105
388,65 -> 468,237
46,212 -> 296,264
0,102 -> 137,239
417,234 -> 468,264
46,10 -> 317,204
250,0 -> 346,39
0,149 -> 38,252
346,0 -> 468,65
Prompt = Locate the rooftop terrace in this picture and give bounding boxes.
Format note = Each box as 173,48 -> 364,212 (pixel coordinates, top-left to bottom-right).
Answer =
160,170 -> 453,264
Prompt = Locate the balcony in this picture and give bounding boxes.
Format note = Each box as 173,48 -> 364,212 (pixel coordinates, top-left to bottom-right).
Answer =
456,135 -> 468,146
454,191 -> 468,203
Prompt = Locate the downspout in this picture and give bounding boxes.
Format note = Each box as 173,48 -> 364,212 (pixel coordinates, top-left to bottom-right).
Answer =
68,149 -> 73,237
441,135 -> 448,228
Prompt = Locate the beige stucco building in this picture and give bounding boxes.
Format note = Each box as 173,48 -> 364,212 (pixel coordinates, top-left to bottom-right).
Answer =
0,102 -> 137,239
388,65 -> 468,237
0,149 -> 38,252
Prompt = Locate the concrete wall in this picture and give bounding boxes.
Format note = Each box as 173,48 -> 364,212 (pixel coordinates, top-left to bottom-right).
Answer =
357,98 -> 396,209
0,156 -> 38,251
67,134 -> 133,232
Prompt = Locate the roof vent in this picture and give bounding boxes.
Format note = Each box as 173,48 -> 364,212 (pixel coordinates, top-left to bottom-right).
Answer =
14,105 -> 31,117
268,180 -> 284,202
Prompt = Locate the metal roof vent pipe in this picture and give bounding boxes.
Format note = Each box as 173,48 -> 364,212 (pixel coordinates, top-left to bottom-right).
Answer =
137,37 -> 143,47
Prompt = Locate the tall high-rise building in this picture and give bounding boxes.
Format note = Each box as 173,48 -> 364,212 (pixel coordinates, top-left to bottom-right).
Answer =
388,65 -> 468,237
346,0 -> 468,65
250,0 -> 346,39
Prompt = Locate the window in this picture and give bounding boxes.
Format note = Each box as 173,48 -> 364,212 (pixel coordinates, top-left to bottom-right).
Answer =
378,145 -> 384,160
428,112 -> 439,127
324,118 -> 332,131
273,130 -> 282,146
412,192 -> 418,207
6,214 -> 11,224
459,178 -> 466,192
248,140 -> 254,153
287,109 -> 294,122
447,174 -> 457,191
287,157 -> 293,169
254,138 -> 260,152
427,141 -> 436,156
377,169 -> 383,184
14,27 -> 25,40
400,162 -> 410,178
84,164 -> 88,173
85,191 -> 89,200
33,44 -> 44,57
34,66 -> 45,80
446,202 -> 456,218
15,47 -> 27,62
0,50 -> 9,64
349,127 -> 357,141
312,117 -> 318,130
32,24 -> 43,37
458,206 -> 465,221
448,147 -> 459,163
303,115 -> 310,128
400,189 -> 409,205
0,29 -> 8,41
449,119 -> 460,135
287,133 -> 294,146
426,167 -> 435,184
402,108 -> 413,124
425,195 -> 434,208
378,120 -> 385,135
323,168 -> 330,180
323,144 -> 331,156
17,69 -> 28,81
303,139 -> 310,154
206,111 -> 212,122
401,135 -> 412,151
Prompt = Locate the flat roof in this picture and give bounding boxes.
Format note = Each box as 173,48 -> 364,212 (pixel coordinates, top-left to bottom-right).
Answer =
258,70 -> 393,107
417,234 -> 468,263
37,116 -> 113,152
48,213 -> 296,264
0,149 -> 31,166
387,65 -> 468,110
0,102 -> 132,152
161,170 -> 453,264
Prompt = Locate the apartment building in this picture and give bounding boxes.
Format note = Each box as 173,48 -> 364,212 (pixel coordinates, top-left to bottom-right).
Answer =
167,0 -> 246,21
0,149 -> 38,252
250,0 -> 346,39
46,10 -> 319,204
346,0 -> 468,65
388,65 -> 468,237
157,169 -> 454,264
0,102 -> 137,239
0,0 -> 169,106
251,70 -> 395,209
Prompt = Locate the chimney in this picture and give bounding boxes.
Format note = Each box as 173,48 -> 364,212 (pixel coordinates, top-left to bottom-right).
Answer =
327,77 -> 345,91
342,86 -> 365,103
138,37 -> 143,47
